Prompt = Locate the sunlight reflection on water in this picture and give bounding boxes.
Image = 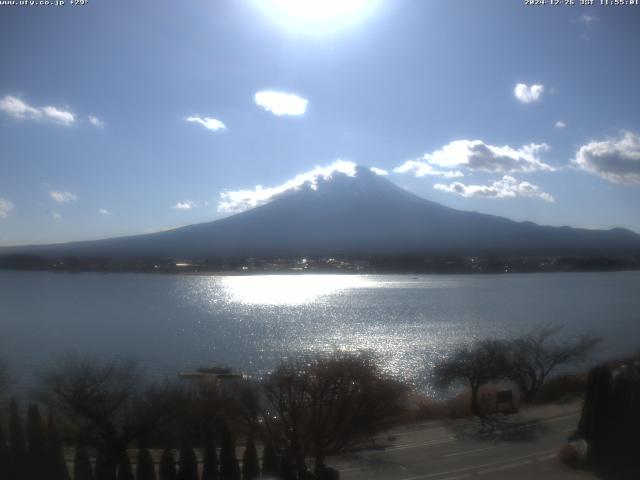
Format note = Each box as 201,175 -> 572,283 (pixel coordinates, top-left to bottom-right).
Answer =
219,274 -> 375,305
3,271 -> 640,396
179,274 -> 505,393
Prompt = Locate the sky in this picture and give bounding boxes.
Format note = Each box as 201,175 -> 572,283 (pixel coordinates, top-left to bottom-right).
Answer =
1,0 -> 640,246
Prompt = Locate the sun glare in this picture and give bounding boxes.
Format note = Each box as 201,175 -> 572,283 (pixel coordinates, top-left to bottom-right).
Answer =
220,274 -> 371,305
254,0 -> 381,34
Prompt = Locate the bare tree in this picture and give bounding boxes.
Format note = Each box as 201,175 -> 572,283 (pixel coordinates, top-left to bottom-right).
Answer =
433,339 -> 510,417
38,354 -> 185,480
506,326 -> 601,403
237,352 -> 407,477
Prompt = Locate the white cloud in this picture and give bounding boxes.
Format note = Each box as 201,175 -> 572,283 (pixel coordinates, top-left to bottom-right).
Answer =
514,83 -> 544,104
0,95 -> 41,120
218,160 -> 357,213
395,140 -> 553,176
185,115 -> 226,131
394,160 -> 464,178
370,167 -> 388,176
435,176 -> 555,203
50,191 -> 77,203
255,91 -> 308,116
88,115 -> 105,128
173,200 -> 195,210
0,95 -> 75,125
555,121 -> 567,129
0,198 -> 14,219
99,208 -> 112,215
52,212 -> 62,220
573,131 -> 640,185
41,106 -> 75,125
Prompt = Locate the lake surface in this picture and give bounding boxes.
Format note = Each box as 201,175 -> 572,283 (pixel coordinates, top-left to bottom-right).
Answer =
1,270 -> 639,395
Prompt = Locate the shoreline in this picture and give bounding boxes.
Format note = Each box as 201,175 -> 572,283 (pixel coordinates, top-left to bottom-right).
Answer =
1,266 -> 639,276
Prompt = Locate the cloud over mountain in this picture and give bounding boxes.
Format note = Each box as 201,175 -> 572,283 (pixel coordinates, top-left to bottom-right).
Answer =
218,160 -> 359,213
173,201 -> 195,210
396,140 -> 553,177
435,175 -> 555,203
393,160 -> 463,178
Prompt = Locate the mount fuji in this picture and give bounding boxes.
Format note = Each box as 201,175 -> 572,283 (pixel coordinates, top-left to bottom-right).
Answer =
2,166 -> 640,260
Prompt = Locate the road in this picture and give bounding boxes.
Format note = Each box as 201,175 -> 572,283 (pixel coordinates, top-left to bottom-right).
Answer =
331,403 -> 595,480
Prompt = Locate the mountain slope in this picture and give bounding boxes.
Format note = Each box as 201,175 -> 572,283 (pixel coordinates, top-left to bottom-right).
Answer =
3,166 -> 640,259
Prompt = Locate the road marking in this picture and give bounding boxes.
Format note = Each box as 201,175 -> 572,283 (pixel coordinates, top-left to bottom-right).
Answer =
478,459 -> 533,475
443,445 -> 497,457
388,437 -> 456,451
537,453 -> 557,461
399,449 -> 556,480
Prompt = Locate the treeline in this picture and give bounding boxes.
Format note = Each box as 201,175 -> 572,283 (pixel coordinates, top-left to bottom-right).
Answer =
0,402 -> 68,480
1,253 -> 639,274
0,403 -> 283,480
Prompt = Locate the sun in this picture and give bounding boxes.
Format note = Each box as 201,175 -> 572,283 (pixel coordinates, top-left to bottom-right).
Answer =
254,0 -> 382,35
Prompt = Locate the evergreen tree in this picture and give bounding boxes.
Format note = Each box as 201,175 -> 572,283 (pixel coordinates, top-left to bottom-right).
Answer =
159,448 -> 178,480
116,452 -> 134,480
241,438 -> 259,480
261,444 -> 279,479
136,447 -> 156,480
46,412 -> 70,480
178,445 -> 199,480
9,399 -> 27,480
279,453 -> 295,480
201,435 -> 218,480
0,423 -> 9,478
74,444 -> 94,480
219,425 -> 240,480
26,404 -> 47,480
95,450 -> 113,480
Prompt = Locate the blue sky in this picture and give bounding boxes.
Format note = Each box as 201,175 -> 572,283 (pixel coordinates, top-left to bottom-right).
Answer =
1,0 -> 640,246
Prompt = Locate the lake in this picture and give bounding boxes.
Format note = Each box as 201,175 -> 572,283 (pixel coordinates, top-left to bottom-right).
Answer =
1,270 -> 639,395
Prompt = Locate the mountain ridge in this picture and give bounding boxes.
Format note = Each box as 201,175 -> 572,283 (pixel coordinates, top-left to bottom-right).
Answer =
2,165 -> 640,260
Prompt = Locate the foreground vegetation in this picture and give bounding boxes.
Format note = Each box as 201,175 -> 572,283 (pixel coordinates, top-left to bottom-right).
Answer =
0,327 -> 606,479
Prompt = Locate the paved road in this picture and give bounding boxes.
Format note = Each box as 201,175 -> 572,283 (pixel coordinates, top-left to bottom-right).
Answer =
331,403 -> 595,480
